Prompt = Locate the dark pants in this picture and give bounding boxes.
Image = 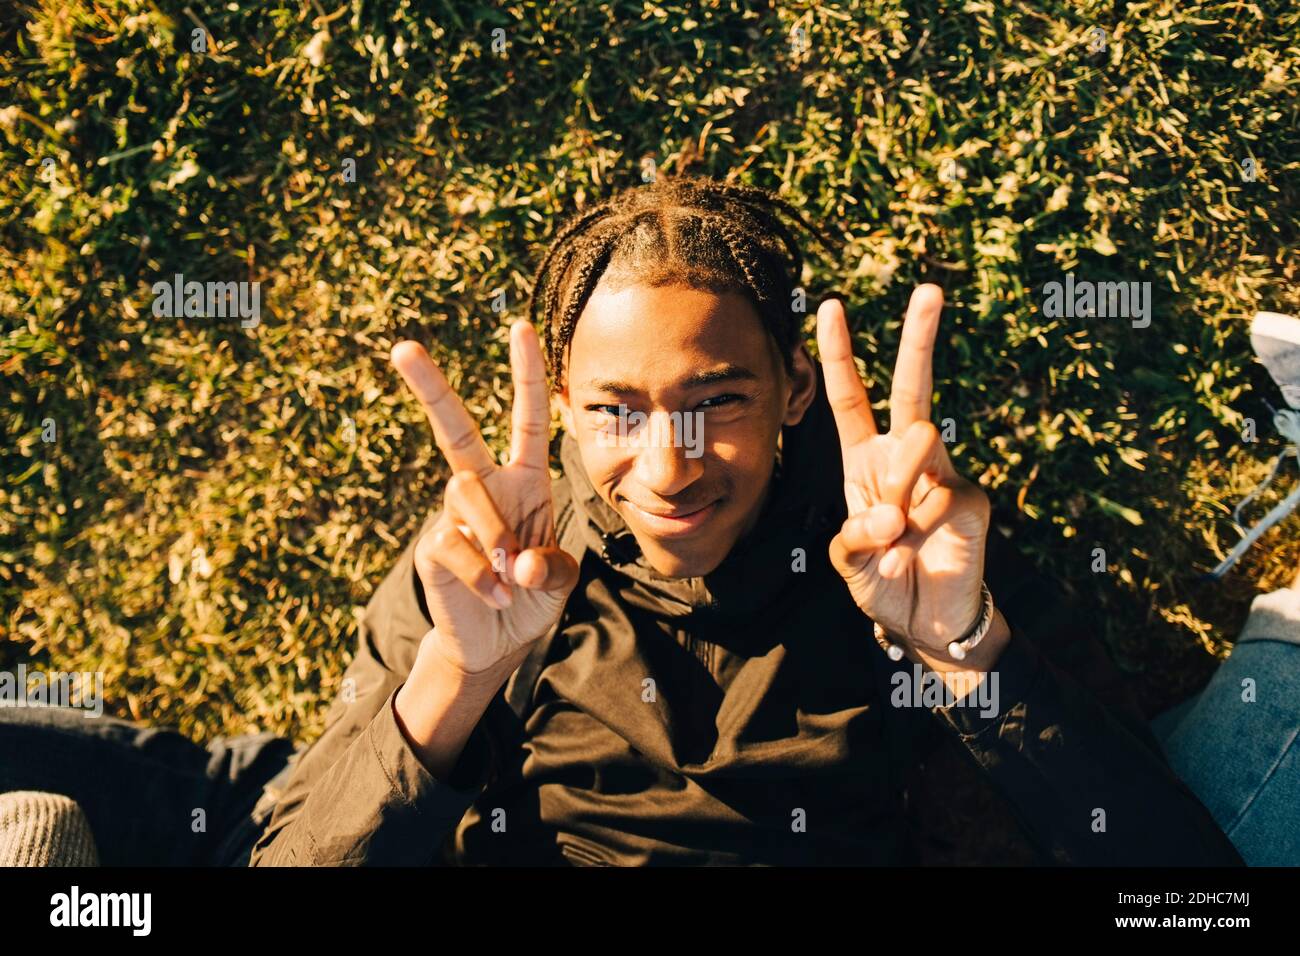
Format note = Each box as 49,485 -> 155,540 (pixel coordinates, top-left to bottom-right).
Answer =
0,703 -> 296,866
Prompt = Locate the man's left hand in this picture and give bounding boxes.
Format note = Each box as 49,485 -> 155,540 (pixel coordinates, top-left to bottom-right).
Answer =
817,284 -> 1010,675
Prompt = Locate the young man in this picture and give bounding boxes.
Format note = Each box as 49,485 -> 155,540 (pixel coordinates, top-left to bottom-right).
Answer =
247,264 -> 1241,864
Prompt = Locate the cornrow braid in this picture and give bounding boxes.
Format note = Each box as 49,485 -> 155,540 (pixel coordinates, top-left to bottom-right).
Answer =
716,217 -> 774,315
526,175 -> 838,392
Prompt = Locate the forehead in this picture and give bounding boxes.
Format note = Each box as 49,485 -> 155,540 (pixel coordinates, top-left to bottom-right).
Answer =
567,283 -> 774,389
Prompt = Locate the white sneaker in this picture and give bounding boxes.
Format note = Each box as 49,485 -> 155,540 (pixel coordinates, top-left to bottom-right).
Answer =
1251,311 -> 1300,411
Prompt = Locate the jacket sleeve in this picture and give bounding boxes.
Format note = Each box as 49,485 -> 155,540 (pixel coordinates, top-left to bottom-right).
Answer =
925,594 -> 1245,866
249,509 -> 495,866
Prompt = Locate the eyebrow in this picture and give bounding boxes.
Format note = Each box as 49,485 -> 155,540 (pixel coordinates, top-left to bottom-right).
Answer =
581,364 -> 760,394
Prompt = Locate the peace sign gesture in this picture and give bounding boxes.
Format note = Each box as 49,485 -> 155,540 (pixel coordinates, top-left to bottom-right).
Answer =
818,285 -> 1004,671
390,320 -> 579,677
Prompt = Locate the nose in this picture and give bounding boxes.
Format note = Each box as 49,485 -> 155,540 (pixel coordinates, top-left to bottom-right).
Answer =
630,410 -> 704,498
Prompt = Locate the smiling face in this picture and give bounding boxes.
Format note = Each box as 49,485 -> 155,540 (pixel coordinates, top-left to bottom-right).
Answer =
555,281 -> 817,578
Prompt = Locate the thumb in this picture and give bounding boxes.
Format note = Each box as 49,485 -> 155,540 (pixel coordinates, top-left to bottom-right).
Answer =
514,547 -> 580,594
828,505 -> 906,575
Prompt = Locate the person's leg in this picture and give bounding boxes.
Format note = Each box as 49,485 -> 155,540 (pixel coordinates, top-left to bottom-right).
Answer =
1149,694 -> 1197,745
0,702 -> 296,866
1151,581 -> 1300,866
207,729 -> 302,866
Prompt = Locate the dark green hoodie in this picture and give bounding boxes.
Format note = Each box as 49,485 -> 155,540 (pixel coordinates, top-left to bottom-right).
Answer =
250,363 -> 1243,866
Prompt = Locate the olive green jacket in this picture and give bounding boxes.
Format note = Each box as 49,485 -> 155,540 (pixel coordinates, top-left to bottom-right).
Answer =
250,364 -> 1242,866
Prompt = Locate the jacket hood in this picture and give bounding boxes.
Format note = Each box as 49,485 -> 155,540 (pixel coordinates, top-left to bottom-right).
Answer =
557,360 -> 847,626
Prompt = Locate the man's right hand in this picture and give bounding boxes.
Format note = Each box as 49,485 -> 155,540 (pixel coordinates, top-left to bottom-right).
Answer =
390,320 -> 580,677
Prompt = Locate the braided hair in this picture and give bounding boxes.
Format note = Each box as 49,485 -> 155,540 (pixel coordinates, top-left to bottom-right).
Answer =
526,175 -> 835,392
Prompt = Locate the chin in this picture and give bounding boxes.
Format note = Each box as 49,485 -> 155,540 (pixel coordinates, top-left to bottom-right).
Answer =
636,538 -> 730,578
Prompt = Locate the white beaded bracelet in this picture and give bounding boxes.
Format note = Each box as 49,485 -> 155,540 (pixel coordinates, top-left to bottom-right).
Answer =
872,581 -> 995,663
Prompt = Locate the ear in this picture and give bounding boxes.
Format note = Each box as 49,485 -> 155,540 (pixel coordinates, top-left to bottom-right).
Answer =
782,342 -> 817,427
553,384 -> 575,435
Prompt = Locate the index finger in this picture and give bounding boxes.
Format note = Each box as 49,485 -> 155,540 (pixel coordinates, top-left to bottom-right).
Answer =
507,320 -> 551,471
391,340 -> 497,479
888,284 -> 944,434
816,297 -> 880,455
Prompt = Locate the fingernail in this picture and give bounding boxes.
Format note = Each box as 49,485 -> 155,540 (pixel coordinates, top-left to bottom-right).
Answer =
879,550 -> 900,578
493,582 -> 513,608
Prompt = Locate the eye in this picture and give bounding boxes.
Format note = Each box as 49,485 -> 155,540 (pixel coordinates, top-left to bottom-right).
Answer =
696,394 -> 745,410
585,403 -> 623,418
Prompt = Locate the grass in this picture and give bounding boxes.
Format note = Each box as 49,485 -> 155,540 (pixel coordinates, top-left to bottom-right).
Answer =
2,0 -> 1298,746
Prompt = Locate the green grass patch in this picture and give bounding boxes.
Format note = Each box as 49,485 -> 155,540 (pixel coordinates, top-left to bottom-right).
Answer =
2,0 -> 1297,741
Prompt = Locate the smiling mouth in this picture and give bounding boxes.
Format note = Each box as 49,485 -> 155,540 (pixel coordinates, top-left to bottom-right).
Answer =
622,499 -> 720,537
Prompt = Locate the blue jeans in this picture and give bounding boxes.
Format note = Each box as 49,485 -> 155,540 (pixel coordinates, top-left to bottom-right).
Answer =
1150,586 -> 1300,866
